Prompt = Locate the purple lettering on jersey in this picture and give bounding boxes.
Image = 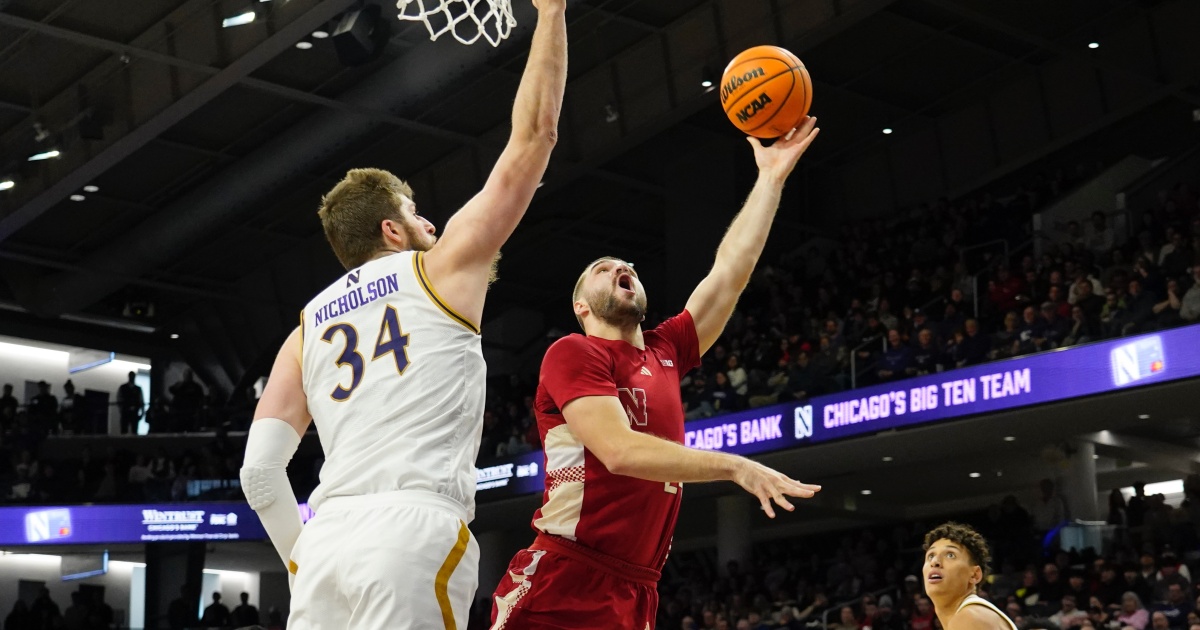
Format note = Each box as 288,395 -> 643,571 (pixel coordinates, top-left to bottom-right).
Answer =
311,273 -> 400,328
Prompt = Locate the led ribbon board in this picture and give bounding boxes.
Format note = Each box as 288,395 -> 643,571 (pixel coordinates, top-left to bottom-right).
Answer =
476,324 -> 1200,500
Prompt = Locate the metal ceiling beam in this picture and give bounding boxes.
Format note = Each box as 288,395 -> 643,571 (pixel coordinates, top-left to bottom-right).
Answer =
0,0 -> 358,244
0,10 -> 486,146
27,0 -> 567,317
1084,430 -> 1200,475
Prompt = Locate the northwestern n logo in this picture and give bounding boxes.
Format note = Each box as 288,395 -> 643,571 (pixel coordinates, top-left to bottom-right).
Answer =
346,270 -> 361,287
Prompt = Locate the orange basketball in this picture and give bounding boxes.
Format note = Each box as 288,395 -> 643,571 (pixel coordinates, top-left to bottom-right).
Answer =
720,45 -> 812,139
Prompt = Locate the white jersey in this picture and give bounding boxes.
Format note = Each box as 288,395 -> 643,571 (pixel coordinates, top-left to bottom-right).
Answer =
300,251 -> 485,520
957,594 -> 1018,630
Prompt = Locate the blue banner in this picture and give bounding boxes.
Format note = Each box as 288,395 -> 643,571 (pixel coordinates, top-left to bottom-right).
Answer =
477,324 -> 1200,499
0,503 -> 265,546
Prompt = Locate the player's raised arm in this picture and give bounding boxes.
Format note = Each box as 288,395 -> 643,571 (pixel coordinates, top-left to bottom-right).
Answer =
561,395 -> 820,518
240,327 -> 312,572
422,0 -> 568,323
685,117 -> 820,355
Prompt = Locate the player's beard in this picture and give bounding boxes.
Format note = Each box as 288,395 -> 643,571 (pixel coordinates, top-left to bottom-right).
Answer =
401,221 -> 436,253
585,285 -> 647,328
403,221 -> 500,286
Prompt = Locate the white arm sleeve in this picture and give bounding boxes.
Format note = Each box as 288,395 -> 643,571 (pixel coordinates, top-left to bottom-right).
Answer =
240,417 -> 303,570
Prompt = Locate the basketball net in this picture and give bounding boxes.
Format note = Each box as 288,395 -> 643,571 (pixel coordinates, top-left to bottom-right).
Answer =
396,0 -> 516,47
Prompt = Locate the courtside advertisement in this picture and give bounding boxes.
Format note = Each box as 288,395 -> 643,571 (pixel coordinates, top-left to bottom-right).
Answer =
0,503 -> 265,546
478,324 -> 1200,499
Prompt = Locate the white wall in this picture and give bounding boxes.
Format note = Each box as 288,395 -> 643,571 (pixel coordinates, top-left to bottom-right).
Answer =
0,335 -> 150,433
0,553 -> 134,626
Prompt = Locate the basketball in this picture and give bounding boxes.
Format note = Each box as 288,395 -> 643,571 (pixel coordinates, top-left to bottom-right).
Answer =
720,45 -> 813,138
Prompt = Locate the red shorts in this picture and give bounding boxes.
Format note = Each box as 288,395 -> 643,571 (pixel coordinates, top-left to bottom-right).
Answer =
490,535 -> 659,630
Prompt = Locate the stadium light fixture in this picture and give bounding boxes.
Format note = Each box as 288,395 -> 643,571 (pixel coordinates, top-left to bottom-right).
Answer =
0,180 -> 13,191
1003,436 -> 1016,442
968,472 -> 981,478
222,11 -> 256,27
861,490 -> 872,496
1088,42 -> 1099,49
28,149 -> 60,161
83,185 -> 99,193
69,194 -> 85,202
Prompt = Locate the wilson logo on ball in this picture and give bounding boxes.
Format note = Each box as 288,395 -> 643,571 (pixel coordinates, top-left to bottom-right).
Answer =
720,67 -> 766,103
735,93 -> 773,123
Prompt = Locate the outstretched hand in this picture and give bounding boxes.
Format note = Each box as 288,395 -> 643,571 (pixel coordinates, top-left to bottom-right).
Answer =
732,459 -> 822,518
748,116 -> 820,181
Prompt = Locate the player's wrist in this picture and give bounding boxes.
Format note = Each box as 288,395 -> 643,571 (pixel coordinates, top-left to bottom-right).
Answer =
756,169 -> 787,188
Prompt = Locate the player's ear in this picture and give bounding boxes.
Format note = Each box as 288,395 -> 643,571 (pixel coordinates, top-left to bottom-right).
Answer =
573,299 -> 588,319
380,219 -> 405,247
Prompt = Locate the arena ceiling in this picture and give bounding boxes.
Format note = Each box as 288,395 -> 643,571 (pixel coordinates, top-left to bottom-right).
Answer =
0,0 -> 1198,394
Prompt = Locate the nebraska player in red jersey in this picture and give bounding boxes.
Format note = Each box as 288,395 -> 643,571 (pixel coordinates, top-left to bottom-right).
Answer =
490,117 -> 822,630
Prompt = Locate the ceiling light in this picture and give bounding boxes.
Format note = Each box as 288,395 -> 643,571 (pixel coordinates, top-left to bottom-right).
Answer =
1138,414 -> 1150,420
312,30 -> 329,39
882,456 -> 893,462
882,128 -> 893,135
701,80 -> 713,88
83,185 -> 99,193
222,12 -> 256,28
861,490 -> 872,496
0,180 -> 13,191
170,333 -> 180,339
1088,42 -> 1100,49
1003,436 -> 1016,442
295,41 -> 313,50
969,472 -> 981,478
1093,454 -> 1100,460
69,194 -> 85,202
28,150 -> 61,161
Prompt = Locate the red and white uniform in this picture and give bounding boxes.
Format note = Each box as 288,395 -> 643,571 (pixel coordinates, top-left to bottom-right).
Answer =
491,311 -> 701,629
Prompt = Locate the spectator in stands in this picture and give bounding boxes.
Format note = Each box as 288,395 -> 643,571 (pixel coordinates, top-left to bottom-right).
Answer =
116,372 -> 143,435
169,370 -> 205,431
830,606 -> 858,630
1100,288 -> 1127,338
1123,278 -> 1161,336
910,329 -> 945,376
1063,304 -> 1097,347
1095,563 -> 1126,607
0,383 -> 16,425
1041,302 -> 1070,348
990,267 -> 1025,314
1181,266 -> 1200,322
1052,594 -> 1090,629
201,592 -> 231,628
953,319 -> 990,367
1074,278 -> 1105,323
1066,571 -> 1089,604
1157,587 -> 1196,630
232,592 -> 259,627
877,329 -> 912,383
1118,592 -> 1151,630
1161,231 -> 1192,279
5,601 -> 30,630
28,381 -> 58,436
59,380 -> 85,435
1154,554 -> 1192,603
726,356 -> 749,400
127,455 -> 152,500
1016,306 -> 1047,354
1152,280 -> 1184,329
1086,212 -> 1116,259
1154,611 -> 1174,630
1033,479 -> 1070,538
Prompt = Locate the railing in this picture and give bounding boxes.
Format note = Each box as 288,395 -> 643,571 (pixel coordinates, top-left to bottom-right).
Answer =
820,586 -> 901,630
848,333 -> 886,390
959,238 -> 1009,274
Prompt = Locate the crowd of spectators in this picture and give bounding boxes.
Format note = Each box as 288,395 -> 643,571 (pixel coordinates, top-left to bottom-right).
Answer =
477,168 -> 1200,458
636,476 -> 1200,630
2,167 -> 1198,502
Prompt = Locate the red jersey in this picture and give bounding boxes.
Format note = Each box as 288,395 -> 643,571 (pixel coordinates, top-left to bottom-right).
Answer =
530,310 -> 701,570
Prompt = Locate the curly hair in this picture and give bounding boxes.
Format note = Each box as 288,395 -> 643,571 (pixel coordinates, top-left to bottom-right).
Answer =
923,522 -> 993,583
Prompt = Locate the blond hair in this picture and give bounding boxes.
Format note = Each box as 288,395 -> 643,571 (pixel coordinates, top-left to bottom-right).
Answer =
318,168 -> 413,269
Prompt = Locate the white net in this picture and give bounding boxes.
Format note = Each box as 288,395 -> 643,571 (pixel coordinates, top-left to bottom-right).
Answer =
397,0 -> 516,47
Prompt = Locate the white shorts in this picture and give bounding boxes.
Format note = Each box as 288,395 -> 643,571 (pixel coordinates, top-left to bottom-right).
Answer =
288,489 -> 479,630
